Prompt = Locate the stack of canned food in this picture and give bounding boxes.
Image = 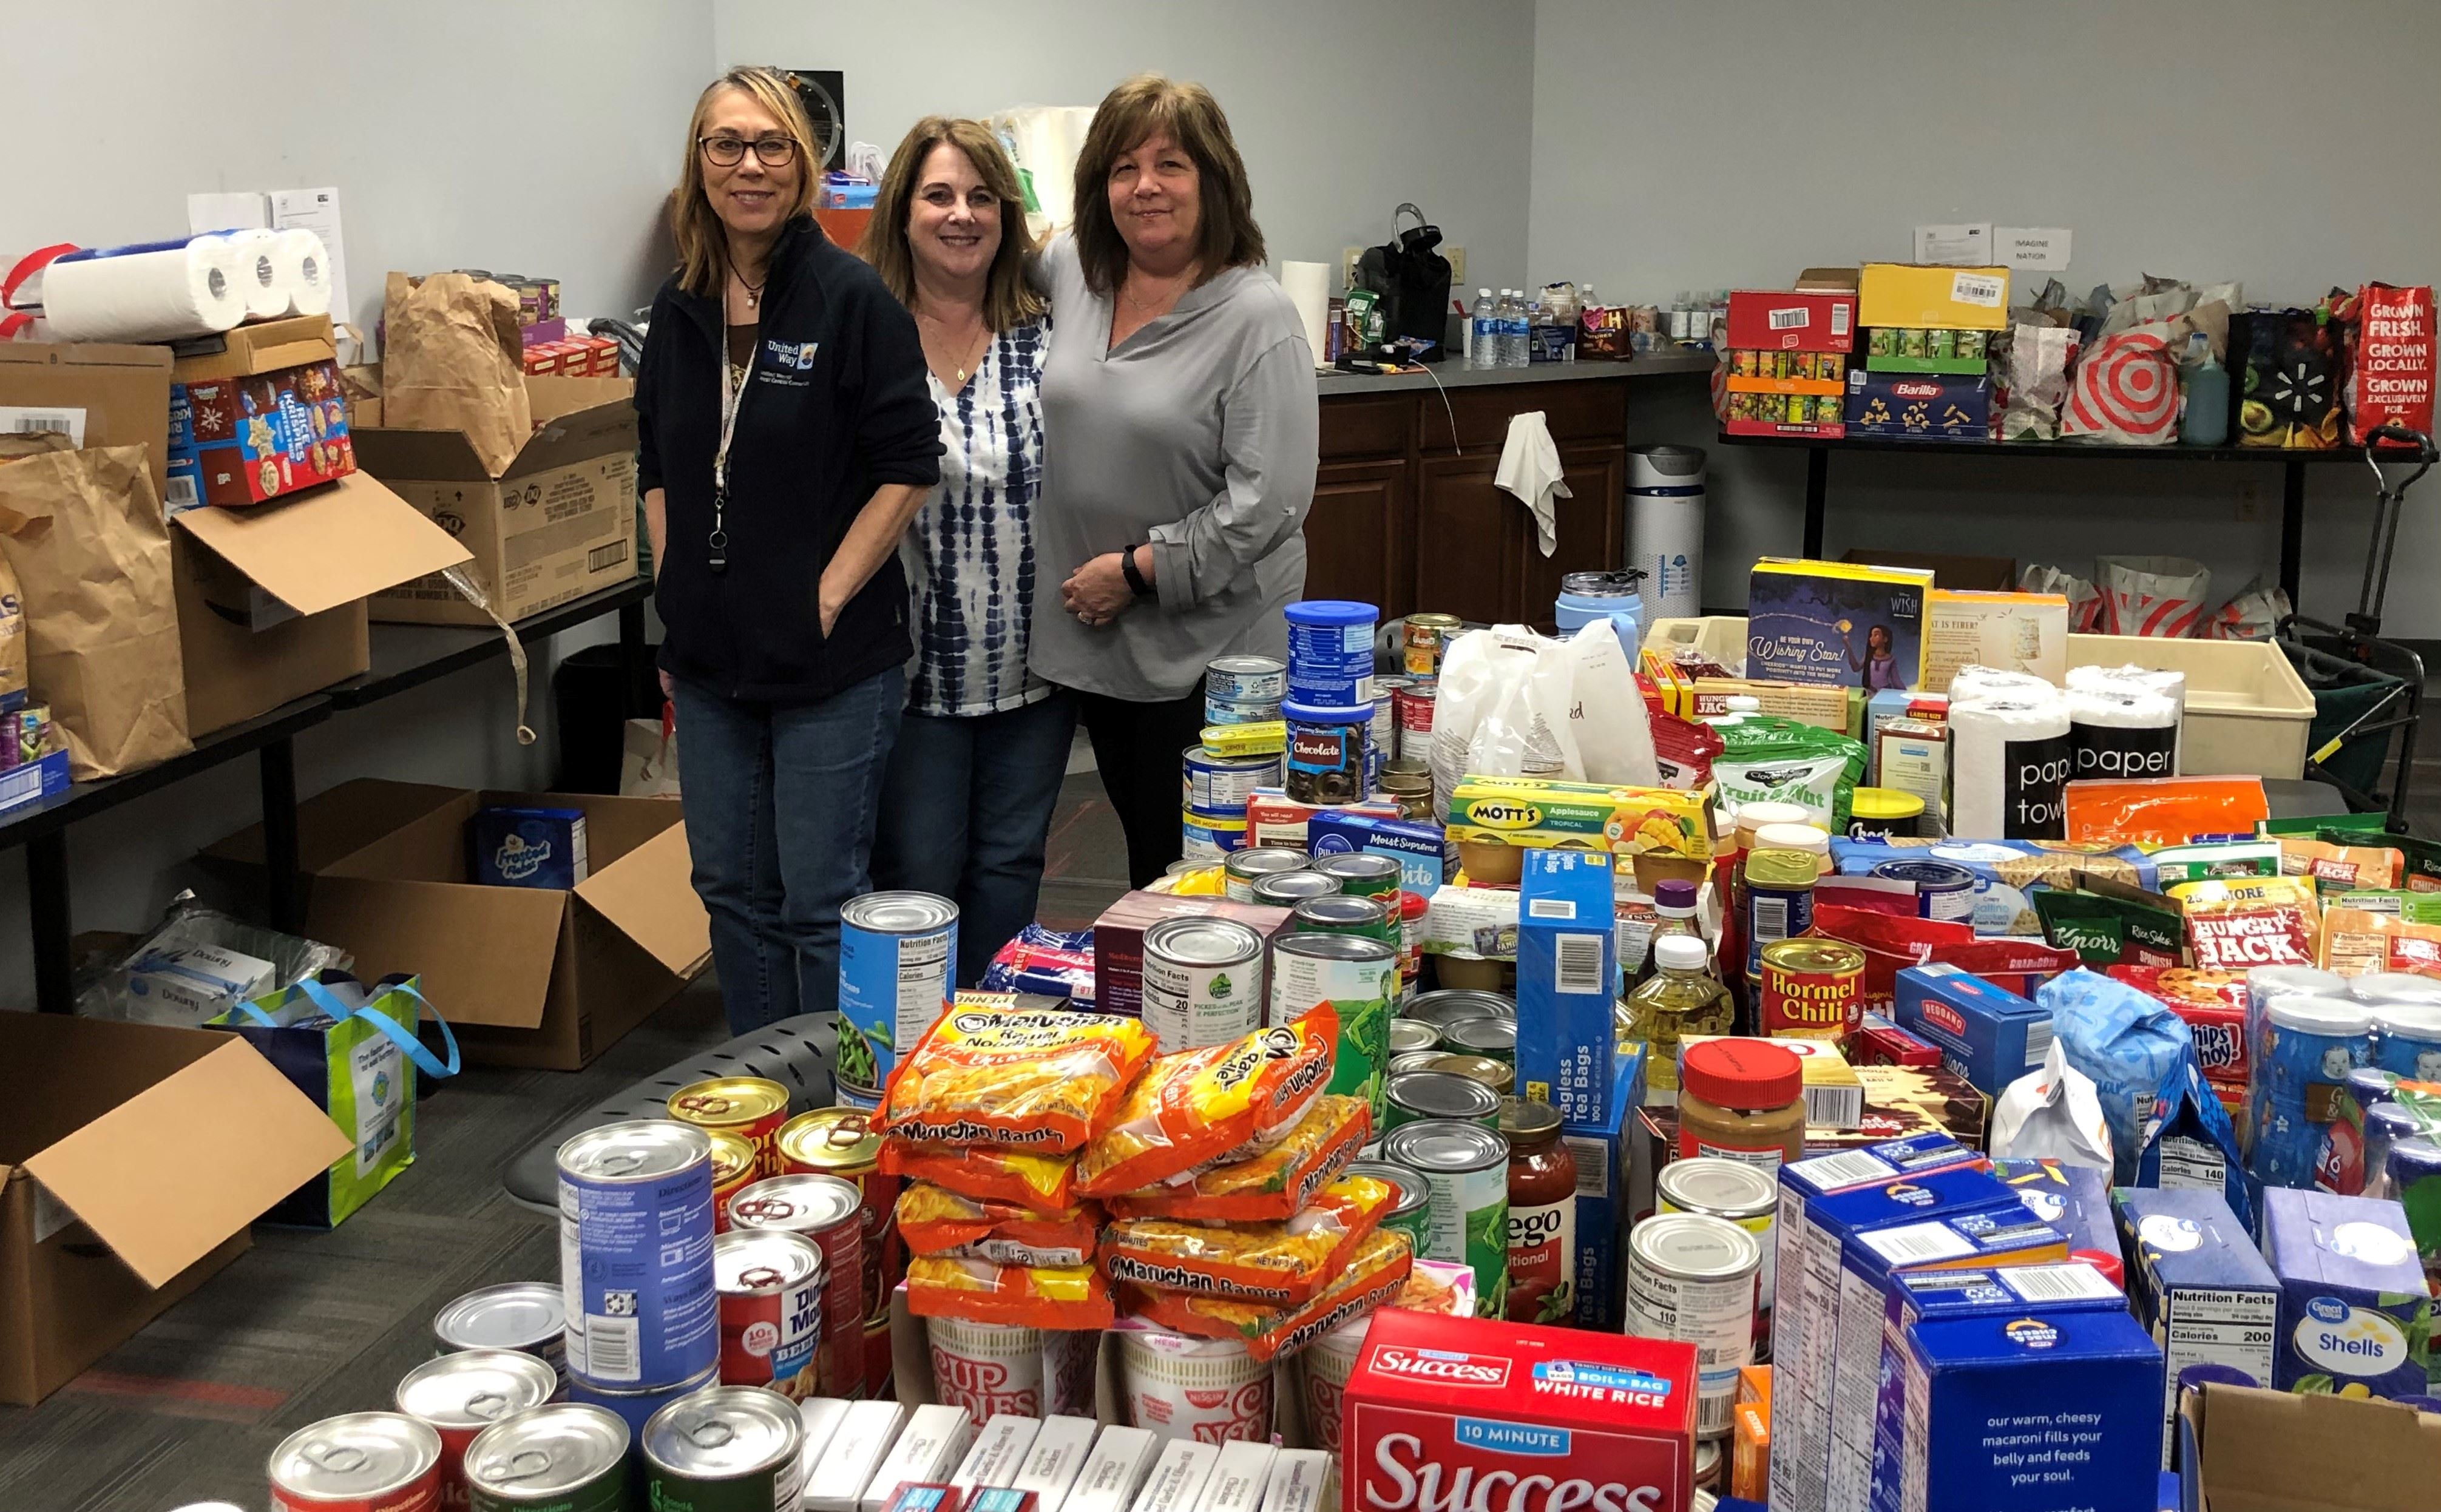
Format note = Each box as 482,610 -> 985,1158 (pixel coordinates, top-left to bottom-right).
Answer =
1728,349 -> 1849,381
1184,654 -> 1287,860
1864,326 -> 1991,361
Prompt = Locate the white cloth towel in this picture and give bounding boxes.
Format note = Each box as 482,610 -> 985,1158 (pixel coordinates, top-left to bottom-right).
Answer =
1495,410 -> 1572,557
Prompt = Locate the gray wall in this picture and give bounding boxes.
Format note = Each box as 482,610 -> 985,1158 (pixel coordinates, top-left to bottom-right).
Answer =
1531,0 -> 2441,632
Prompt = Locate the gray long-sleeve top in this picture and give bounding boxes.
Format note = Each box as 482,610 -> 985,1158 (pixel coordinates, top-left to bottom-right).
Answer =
1027,235 -> 1319,701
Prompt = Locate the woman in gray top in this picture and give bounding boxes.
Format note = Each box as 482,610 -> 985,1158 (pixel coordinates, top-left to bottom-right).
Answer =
1032,73 -> 1319,886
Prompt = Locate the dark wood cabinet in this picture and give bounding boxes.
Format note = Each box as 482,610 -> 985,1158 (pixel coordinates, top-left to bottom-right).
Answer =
1305,459 -> 1410,616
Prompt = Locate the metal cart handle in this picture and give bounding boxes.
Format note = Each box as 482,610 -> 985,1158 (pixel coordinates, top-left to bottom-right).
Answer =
2365,423 -> 2437,495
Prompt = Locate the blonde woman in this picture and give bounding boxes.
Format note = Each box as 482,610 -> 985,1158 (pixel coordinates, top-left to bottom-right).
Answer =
635,66 -> 942,1033
862,118 -> 1066,985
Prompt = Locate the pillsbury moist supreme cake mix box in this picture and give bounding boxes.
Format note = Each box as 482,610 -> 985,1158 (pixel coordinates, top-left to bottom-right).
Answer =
2258,1187 -> 2434,1402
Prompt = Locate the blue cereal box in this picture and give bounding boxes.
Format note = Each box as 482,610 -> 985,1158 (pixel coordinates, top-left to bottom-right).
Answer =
1991,1158 -> 2119,1267
1846,370 -> 1993,443
1746,558 -> 1933,690
2112,1188 -> 2278,1466
1304,811 -> 1447,899
2258,1187 -> 2434,1402
1562,1041 -> 1645,1331
1894,963 -> 2055,1096
470,805 -> 590,889
1898,1310 -> 2164,1512
1517,848 -> 1617,1124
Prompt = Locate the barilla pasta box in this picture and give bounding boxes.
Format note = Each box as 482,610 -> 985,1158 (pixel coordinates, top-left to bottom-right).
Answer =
1893,964 -> 2056,1096
469,804 -> 589,888
1868,1261 -> 2129,1512
1305,812 -> 1449,899
1517,849 -> 1618,1124
1341,1308 -> 1700,1512
1562,1042 -> 1647,1331
1745,558 -> 1932,690
2112,1188 -> 2277,1468
1990,1158 -> 2119,1272
2258,1187 -> 2434,1402
1897,1310 -> 2162,1512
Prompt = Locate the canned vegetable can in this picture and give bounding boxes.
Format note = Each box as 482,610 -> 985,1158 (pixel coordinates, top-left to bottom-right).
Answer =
1347,1156 -> 1435,1256
1421,1053 -> 1514,1095
1384,1070 -> 1503,1138
1387,1019 -> 1440,1055
1402,613 -> 1460,682
1406,990 -> 1515,1033
463,1402 -> 631,1512
395,1350 -> 558,1508
557,1120 -> 717,1390
1270,933 -> 1397,1127
1380,1118 -> 1511,1317
1251,869 -> 1342,908
642,1385 -> 805,1511
1625,1212 -> 1761,1439
268,1412 -> 443,1512
1440,1015 -> 1517,1063
1224,846 -> 1310,902
1315,851 -> 1403,911
1141,916 -> 1268,1053
1290,893 -> 1396,950
836,892 -> 958,1092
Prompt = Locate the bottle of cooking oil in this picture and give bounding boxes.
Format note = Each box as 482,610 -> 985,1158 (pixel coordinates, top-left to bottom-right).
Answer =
1616,934 -> 1736,1098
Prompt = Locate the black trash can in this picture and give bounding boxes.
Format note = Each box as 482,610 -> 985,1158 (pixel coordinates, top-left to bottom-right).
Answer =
553,642 -> 662,793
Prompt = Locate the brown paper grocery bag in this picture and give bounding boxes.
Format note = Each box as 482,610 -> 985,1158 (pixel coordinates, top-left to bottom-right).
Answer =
382,271 -> 531,476
0,438 -> 192,778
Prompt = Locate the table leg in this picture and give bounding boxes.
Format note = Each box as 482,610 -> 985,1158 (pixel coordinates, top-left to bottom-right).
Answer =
619,600 -> 649,712
2281,461 -> 2306,609
29,831 -> 71,1013
1803,445 -> 1830,557
260,737 -> 302,933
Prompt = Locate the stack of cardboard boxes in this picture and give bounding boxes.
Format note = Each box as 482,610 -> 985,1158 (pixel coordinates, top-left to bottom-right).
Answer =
1720,288 -> 1858,439
1847,264 -> 2009,442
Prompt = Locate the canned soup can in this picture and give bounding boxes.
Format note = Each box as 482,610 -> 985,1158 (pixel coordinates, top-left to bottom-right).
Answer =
725,1173 -> 865,1400
395,1350 -> 559,1508
642,1385 -> 805,1512
557,1119 -> 717,1390
269,1412 -> 443,1512
668,1076 -> 793,1178
1625,1212 -> 1761,1439
1142,916 -> 1268,1053
1270,933 -> 1397,1127
836,891 -> 958,1093
707,1129 -> 759,1232
433,1282 -> 566,1386
714,1227 -> 825,1397
1757,937 -> 1866,1042
1381,1119 -> 1510,1318
775,1106 -> 898,1402
463,1402 -> 631,1512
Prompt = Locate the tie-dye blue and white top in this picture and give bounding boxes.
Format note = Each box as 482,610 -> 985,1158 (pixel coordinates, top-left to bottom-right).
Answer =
905,321 -> 1051,717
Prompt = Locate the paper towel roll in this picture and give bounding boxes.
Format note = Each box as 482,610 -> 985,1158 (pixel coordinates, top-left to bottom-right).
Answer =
1951,695 -> 2074,840
42,239 -> 246,342
271,229 -> 333,317
214,229 -> 285,319
2069,687 -> 2181,782
1281,260 -> 1331,366
2067,663 -> 2187,772
1949,664 -> 2059,704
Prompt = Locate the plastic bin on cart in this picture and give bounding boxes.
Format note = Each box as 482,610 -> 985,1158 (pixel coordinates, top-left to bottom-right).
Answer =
1643,616 -> 2316,779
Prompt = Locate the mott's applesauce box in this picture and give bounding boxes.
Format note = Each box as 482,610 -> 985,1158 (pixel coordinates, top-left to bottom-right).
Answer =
2112,1188 -> 2277,1468
1446,778 -> 1713,861
1892,964 -> 2056,1097
1898,1311 -> 2162,1512
1341,1308 -> 1701,1512
2259,1187 -> 2435,1402
1517,849 -> 1619,1124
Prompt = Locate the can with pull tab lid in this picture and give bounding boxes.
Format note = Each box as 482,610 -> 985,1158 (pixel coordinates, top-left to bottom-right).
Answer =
462,1402 -> 631,1512
642,1384 -> 806,1511
268,1411 -> 443,1512
394,1349 -> 559,1509
557,1119 -> 717,1391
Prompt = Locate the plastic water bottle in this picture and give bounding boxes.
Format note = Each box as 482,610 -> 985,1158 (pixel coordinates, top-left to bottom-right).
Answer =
1503,290 -> 1530,368
1469,287 -> 1496,370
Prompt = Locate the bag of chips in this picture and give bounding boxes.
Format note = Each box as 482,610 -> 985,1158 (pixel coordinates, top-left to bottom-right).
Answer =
2276,836 -> 2405,898
906,1255 -> 1115,1329
885,1007 -> 1157,1153
896,1182 -> 1102,1267
2182,895 -> 2317,974
1103,1094 -> 1371,1223
2320,907 -> 2441,977
879,1142 -> 1077,1211
1077,1007 -> 1337,1199
1116,1229 -> 1413,1362
1102,1175 -> 1392,1308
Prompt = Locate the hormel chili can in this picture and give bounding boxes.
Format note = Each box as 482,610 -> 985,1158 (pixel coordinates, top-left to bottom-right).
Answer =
269,1411 -> 444,1512
726,1172 -> 865,1400
1340,1309 -> 1699,1512
714,1227 -> 824,1397
393,1349 -> 557,1509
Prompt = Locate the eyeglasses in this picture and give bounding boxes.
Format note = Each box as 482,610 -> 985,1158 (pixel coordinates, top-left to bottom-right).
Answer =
700,134 -> 797,167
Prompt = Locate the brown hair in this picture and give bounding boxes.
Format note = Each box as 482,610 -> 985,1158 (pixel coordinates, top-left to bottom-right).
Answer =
1071,74 -> 1265,296
861,116 -> 1045,333
668,67 -> 822,299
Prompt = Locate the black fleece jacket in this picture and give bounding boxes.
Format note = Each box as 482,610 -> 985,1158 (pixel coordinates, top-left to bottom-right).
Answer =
637,216 -> 942,703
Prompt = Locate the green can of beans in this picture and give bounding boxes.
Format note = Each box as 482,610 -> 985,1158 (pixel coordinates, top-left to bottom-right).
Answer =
641,1385 -> 802,1511
1381,1119 -> 1511,1318
464,1402 -> 631,1512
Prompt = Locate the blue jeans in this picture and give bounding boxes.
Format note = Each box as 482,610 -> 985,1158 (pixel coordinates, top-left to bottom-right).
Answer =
672,667 -> 904,1034
871,692 -> 1077,987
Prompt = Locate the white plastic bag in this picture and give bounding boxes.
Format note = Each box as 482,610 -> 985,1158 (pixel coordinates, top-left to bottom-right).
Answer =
2020,562 -> 2102,632
1560,617 -> 1662,787
2095,555 -> 2211,638
1990,1039 -> 2115,1170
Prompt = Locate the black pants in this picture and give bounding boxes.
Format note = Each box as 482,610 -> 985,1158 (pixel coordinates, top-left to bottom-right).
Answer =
1072,687 -> 1208,889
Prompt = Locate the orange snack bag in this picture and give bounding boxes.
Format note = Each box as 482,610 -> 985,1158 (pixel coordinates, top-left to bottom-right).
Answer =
2061,776 -> 2269,848
2319,907 -> 2441,977
1116,1229 -> 1412,1361
2277,835 -> 2405,897
1101,1175 -> 1391,1306
885,1007 -> 1156,1153
906,1255 -> 1115,1329
879,1141 -> 1076,1210
2184,897 -> 2315,973
1076,1007 -> 1337,1199
896,1181 -> 1102,1266
1102,1093 -> 1370,1222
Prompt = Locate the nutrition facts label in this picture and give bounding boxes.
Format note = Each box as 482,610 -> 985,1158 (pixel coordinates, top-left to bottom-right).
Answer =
2155,1289 -> 2277,1463
895,929 -> 953,1047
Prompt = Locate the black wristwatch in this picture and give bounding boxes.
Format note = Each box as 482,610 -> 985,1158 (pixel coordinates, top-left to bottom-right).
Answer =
1119,544 -> 1153,598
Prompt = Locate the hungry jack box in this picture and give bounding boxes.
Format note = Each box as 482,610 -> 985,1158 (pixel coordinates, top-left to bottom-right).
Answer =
1341,1309 -> 1699,1512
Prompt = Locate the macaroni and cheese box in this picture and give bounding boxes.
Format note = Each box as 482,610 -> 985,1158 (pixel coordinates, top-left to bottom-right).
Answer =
469,805 -> 589,889
1898,1310 -> 2162,1512
1746,559 -> 1932,691
2113,1188 -> 2278,1468
2258,1187 -> 2433,1403
1893,964 -> 2056,1096
1517,849 -> 1618,1124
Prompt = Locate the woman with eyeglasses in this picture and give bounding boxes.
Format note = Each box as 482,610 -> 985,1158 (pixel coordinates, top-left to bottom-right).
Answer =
636,67 -> 942,1034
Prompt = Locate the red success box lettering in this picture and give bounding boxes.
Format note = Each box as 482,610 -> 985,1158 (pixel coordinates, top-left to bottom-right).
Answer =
1341,1310 -> 1698,1512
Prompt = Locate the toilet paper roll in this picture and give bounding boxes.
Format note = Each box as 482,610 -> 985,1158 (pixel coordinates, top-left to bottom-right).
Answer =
2069,687 -> 2181,783
2067,663 -> 2186,772
270,228 -> 333,317
41,238 -> 246,342
1948,664 -> 2059,704
213,228 -> 285,319
1951,695 -> 2074,840
1281,260 -> 1331,366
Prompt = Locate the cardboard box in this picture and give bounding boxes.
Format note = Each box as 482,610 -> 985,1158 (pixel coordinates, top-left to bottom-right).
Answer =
1855,265 -> 2010,331
1516,849 -> 1618,1123
2257,1187 -> 2431,1401
0,339 -> 178,495
2113,1188 -> 2278,1467
1302,812 -> 1446,899
354,374 -> 639,625
206,779 -> 709,1070
1088,892 -> 1293,1020
1747,558 -> 1934,691
165,317 -> 356,511
2181,1382 -> 2441,1512
1844,372 -> 1992,442
1244,790 -> 1400,849
1897,1310 -> 2162,1512
1920,590 -> 2068,694
1727,290 -> 1858,353
0,1012 -> 351,1404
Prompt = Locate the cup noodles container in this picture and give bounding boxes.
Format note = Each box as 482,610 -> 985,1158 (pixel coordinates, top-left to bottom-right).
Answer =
1341,1308 -> 1699,1512
1116,1324 -> 1274,1444
926,1315 -> 1097,1429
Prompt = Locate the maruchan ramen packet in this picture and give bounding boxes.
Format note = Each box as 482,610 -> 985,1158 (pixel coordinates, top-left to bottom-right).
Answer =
2060,775 -> 2269,848
2184,895 -> 2317,973
1116,1229 -> 1413,1361
2034,885 -> 2185,969
895,1182 -> 1102,1267
905,1255 -> 1116,1329
885,1007 -> 1157,1152
1076,1008 -> 1336,1198
1102,1094 -> 1370,1223
1100,1175 -> 1391,1307
2320,908 -> 2441,977
879,1142 -> 1077,1210
2276,835 -> 2405,897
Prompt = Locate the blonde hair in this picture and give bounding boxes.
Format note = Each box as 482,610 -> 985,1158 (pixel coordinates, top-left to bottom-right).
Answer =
1071,74 -> 1265,297
862,117 -> 1045,333
668,67 -> 822,299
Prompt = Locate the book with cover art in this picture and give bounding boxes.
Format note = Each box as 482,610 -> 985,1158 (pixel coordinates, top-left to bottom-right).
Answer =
1747,558 -> 1933,689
